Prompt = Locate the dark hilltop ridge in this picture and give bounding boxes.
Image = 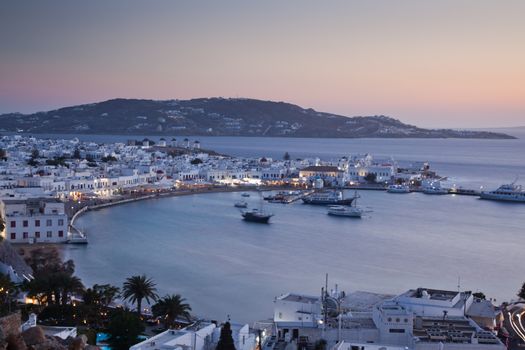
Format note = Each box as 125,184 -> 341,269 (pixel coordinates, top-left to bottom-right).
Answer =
0,98 -> 515,139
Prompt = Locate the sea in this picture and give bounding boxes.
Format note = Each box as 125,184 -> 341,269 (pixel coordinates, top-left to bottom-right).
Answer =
35,130 -> 524,323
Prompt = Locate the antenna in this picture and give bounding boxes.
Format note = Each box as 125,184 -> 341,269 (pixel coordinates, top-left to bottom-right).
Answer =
457,276 -> 461,292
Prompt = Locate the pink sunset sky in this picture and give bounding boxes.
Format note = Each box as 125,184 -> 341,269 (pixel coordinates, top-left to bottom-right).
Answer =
0,0 -> 524,128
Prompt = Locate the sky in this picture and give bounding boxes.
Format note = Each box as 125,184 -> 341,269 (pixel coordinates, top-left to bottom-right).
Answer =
1,1 -> 524,128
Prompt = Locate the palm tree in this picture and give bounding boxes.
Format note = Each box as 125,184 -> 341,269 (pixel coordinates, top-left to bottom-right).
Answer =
94,284 -> 120,308
152,294 -> 192,329
59,274 -> 84,305
122,275 -> 158,317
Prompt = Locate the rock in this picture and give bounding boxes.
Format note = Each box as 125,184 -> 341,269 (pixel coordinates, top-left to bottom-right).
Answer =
21,327 -> 45,346
68,336 -> 85,350
84,346 -> 100,350
32,337 -> 67,350
5,334 -> 27,350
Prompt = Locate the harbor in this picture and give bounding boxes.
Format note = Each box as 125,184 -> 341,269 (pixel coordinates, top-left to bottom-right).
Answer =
65,188 -> 525,323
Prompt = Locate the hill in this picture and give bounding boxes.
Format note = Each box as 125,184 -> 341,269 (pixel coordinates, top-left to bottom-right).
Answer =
0,98 -> 515,139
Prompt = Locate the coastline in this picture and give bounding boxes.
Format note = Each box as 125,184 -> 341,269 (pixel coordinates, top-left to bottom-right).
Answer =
68,185 -> 296,228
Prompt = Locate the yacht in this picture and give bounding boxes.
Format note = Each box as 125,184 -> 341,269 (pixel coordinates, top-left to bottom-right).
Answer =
241,209 -> 274,223
480,181 -> 525,202
234,201 -> 248,208
241,192 -> 250,197
387,184 -> 410,193
302,190 -> 357,205
327,205 -> 363,218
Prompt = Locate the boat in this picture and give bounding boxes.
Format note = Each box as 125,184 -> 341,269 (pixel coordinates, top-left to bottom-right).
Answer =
234,201 -> 248,208
327,205 -> 363,218
422,186 -> 449,195
302,190 -> 357,205
480,180 -> 525,202
387,184 -> 410,193
242,209 -> 274,223
241,192 -> 250,197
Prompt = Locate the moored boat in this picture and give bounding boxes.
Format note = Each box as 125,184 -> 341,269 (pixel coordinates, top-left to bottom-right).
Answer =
302,190 -> 357,205
387,184 -> 410,193
480,181 -> 525,202
422,185 -> 449,195
234,201 -> 248,208
241,192 -> 250,197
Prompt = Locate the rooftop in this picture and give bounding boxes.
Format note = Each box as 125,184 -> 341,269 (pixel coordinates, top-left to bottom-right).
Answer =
277,293 -> 319,304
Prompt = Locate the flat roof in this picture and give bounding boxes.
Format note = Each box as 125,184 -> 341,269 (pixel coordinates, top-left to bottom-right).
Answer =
278,293 -> 319,303
413,316 -> 501,345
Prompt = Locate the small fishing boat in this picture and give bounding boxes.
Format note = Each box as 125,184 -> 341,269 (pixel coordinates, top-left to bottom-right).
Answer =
234,201 -> 248,208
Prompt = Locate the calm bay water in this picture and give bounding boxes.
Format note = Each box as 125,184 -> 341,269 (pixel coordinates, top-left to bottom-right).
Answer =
58,133 -> 525,323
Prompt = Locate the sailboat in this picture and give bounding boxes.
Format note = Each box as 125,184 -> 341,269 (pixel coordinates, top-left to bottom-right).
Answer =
241,189 -> 274,223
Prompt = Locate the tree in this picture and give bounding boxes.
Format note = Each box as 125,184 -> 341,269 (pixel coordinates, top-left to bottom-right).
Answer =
473,292 -> 486,300
0,148 -> 6,160
31,149 -> 40,159
191,158 -> 203,165
283,152 -> 290,161
518,282 -> 525,300
122,275 -> 158,317
73,148 -> 81,159
0,273 -> 17,315
152,294 -> 192,329
27,158 -> 39,166
94,284 -> 120,308
102,155 -> 118,162
216,322 -> 236,350
59,274 -> 84,305
364,173 -> 377,184
107,309 -> 145,350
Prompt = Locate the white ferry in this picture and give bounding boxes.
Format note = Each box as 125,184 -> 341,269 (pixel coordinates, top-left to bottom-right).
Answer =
480,181 -> 525,203
327,205 -> 363,218
387,184 -> 410,193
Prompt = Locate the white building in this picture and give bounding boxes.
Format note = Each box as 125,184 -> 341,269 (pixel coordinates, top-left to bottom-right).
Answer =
271,287 -> 504,350
130,321 -> 256,350
0,198 -> 68,243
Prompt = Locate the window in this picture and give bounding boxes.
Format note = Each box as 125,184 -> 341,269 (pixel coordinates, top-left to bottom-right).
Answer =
10,232 -> 16,239
23,220 -> 28,227
23,232 -> 28,239
389,329 -> 405,333
35,231 -> 40,238
35,219 -> 40,227
10,221 -> 16,228
58,219 -> 64,226
46,231 -> 52,238
58,230 -> 64,237
46,219 -> 52,226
